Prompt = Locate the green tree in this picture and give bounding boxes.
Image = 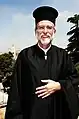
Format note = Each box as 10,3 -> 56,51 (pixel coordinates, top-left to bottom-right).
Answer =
66,14 -> 79,64
75,62 -> 79,75
0,52 -> 15,93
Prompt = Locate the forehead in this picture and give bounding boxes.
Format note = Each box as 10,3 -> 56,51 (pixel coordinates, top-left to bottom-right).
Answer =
37,20 -> 54,26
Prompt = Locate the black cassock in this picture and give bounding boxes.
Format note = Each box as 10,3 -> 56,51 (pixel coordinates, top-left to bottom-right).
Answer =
5,44 -> 79,119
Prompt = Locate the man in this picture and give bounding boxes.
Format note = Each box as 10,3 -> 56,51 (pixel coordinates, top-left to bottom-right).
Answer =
5,6 -> 79,119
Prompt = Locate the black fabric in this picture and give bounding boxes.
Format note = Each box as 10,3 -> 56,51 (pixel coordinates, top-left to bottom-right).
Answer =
5,44 -> 79,119
33,6 -> 58,25
30,46 -> 54,119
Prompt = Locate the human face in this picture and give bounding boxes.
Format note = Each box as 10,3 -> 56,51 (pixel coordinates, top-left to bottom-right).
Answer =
35,20 -> 56,46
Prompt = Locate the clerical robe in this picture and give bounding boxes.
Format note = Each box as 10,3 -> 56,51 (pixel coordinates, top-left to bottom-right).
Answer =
5,44 -> 79,119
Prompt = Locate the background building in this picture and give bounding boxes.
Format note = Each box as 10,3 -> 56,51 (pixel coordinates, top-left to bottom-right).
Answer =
8,44 -> 20,60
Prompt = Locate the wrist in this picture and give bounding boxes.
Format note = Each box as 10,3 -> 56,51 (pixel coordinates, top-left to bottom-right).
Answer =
56,82 -> 61,90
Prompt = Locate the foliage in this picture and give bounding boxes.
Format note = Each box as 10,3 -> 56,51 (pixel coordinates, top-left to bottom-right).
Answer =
0,52 -> 15,93
66,14 -> 79,64
75,62 -> 79,75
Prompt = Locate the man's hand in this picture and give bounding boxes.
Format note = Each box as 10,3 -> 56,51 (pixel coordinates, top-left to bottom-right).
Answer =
35,79 -> 61,99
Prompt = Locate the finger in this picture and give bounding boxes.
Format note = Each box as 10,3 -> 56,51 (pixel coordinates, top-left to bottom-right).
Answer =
38,91 -> 48,97
41,90 -> 56,99
36,85 -> 46,90
49,90 -> 55,94
42,93 -> 50,98
35,89 -> 46,94
41,79 -> 56,83
41,80 -> 50,83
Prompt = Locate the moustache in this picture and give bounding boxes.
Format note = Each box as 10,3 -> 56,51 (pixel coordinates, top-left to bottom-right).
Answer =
41,34 -> 51,38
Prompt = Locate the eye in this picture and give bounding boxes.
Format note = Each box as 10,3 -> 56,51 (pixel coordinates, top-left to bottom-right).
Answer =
37,26 -> 44,30
47,26 -> 53,30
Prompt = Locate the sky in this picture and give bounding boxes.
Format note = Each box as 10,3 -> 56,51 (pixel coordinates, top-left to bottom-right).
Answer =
0,0 -> 79,53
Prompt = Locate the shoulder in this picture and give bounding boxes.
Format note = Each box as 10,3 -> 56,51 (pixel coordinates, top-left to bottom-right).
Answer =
51,45 -> 71,61
52,45 -> 67,54
16,44 -> 36,60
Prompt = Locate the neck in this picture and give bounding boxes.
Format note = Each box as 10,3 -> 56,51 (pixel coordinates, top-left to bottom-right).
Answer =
38,42 -> 51,49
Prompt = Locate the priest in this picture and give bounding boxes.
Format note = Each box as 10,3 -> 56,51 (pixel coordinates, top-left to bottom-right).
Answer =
5,6 -> 79,119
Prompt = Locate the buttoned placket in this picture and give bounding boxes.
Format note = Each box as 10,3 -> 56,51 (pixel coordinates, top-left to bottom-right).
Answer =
38,43 -> 51,60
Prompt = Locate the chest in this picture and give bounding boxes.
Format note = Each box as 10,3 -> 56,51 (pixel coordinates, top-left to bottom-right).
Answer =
27,51 -> 65,81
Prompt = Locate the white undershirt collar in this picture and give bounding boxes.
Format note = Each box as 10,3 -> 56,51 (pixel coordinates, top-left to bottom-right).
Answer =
38,43 -> 51,55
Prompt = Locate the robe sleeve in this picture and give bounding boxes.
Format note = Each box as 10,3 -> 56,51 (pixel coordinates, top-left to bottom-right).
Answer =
5,53 -> 23,119
59,51 -> 79,119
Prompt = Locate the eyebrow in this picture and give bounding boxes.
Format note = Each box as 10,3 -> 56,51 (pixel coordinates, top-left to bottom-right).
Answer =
37,24 -> 54,27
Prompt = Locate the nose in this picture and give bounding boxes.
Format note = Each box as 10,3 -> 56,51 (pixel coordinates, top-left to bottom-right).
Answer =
43,27 -> 48,33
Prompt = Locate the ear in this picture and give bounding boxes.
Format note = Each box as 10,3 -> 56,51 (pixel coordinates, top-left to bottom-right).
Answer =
54,25 -> 56,33
35,27 -> 37,35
